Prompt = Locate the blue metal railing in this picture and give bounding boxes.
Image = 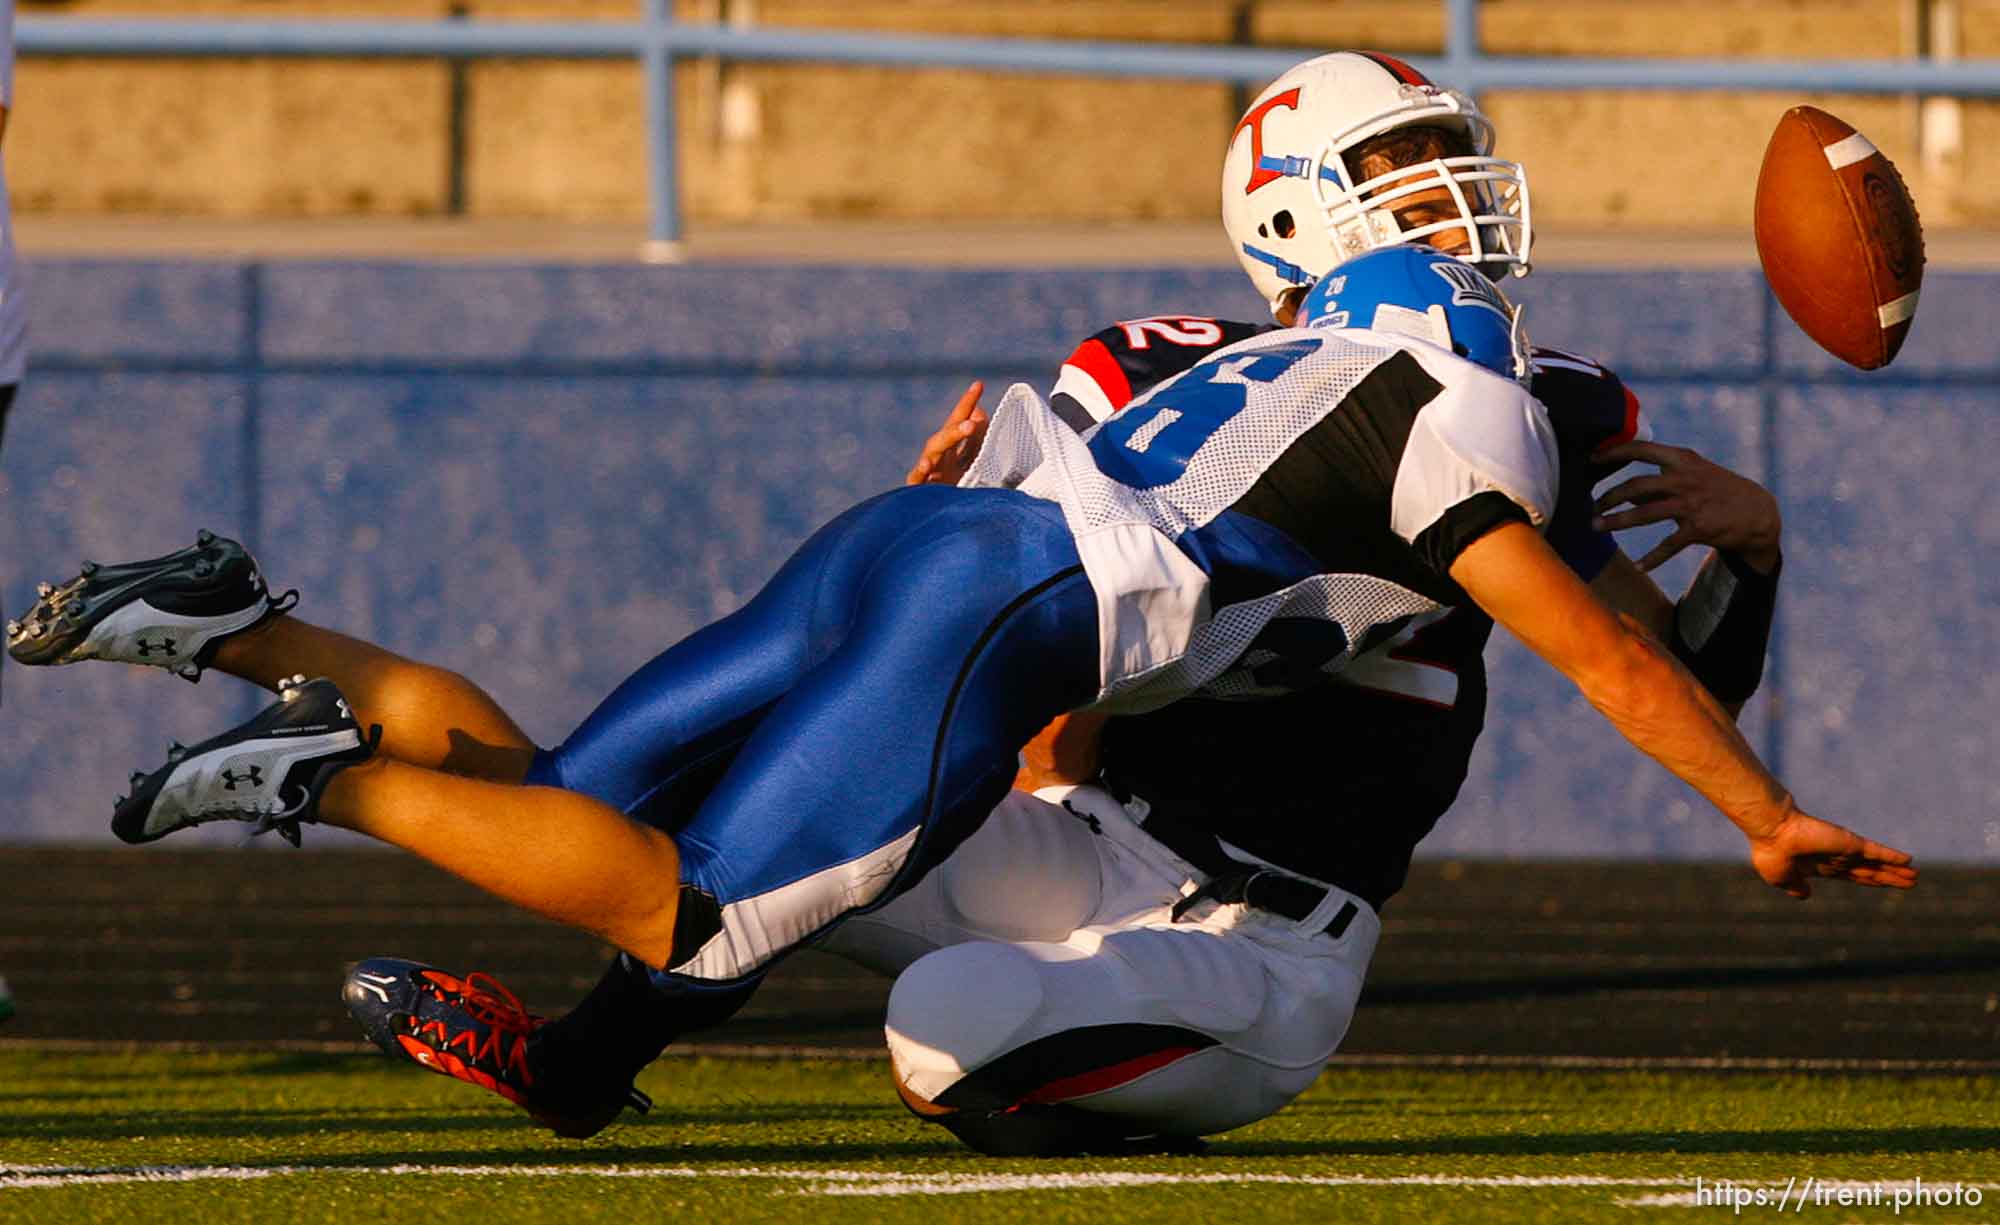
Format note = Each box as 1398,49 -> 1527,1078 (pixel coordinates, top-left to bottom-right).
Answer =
20,0 -> 2000,251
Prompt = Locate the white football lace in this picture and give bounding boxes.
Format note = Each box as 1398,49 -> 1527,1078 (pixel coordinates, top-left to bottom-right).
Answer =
185,788 -> 307,825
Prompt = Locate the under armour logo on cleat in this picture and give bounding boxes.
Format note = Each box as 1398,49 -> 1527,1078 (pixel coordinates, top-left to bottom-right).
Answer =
221,766 -> 264,790
136,637 -> 179,657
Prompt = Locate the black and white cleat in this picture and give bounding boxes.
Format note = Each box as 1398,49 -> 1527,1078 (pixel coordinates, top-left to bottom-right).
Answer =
5,529 -> 295,681
112,675 -> 379,847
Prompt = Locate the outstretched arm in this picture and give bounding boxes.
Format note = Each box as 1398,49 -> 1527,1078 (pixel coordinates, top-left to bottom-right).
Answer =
1449,521 -> 1915,899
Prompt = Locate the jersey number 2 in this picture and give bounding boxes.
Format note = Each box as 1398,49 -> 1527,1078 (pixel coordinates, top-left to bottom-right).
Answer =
1116,316 -> 1227,349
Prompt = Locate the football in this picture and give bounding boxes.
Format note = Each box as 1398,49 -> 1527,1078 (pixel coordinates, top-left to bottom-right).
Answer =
1754,105 -> 1925,369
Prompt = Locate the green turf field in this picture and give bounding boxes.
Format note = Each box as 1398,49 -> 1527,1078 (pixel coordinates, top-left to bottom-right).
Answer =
2,1052 -> 1996,1224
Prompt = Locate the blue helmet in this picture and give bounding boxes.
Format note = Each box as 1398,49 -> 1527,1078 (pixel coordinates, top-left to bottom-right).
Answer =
1297,244 -> 1530,382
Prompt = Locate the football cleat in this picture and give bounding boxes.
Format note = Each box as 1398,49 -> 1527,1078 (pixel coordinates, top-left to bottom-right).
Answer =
112,675 -> 379,847
342,957 -> 652,1139
5,529 -> 295,681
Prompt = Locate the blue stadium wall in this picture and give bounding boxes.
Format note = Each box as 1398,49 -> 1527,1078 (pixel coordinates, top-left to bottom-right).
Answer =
1,259 -> 1994,862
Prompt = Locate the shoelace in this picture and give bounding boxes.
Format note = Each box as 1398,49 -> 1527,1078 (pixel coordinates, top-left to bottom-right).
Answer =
454,972 -> 544,1039
247,808 -> 312,847
421,971 -> 541,1089
213,722 -> 377,847
419,969 -> 653,1118
192,782 -> 303,828
194,793 -> 295,820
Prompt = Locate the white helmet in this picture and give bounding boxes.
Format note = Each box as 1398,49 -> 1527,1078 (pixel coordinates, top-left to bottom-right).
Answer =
1221,51 -> 1532,313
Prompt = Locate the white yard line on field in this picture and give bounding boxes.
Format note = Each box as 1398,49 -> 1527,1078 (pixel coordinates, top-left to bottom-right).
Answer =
12,1164 -> 1994,1202
0,1166 -> 285,1189
0,1163 -> 1697,1196
799,1172 -> 1693,1197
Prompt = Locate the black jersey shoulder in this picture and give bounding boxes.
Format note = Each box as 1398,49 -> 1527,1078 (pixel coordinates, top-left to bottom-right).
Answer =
1051,316 -> 1280,430
1528,346 -> 1644,581
1530,346 -> 1642,484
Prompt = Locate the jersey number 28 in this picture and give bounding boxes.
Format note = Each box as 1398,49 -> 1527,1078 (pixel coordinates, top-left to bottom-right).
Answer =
1090,337 -> 1322,490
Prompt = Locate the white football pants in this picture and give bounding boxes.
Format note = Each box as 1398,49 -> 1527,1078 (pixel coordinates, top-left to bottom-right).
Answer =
815,781 -> 1380,1137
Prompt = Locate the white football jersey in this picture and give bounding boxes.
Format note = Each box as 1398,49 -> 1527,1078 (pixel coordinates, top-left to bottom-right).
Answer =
964,326 -> 1558,711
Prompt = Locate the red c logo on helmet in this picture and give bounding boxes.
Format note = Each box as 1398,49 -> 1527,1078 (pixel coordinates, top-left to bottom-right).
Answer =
1234,87 -> 1301,194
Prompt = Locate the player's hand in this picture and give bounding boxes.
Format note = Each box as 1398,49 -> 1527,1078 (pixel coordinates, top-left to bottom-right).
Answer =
1589,441 -> 1782,574
1745,804 -> 1918,900
906,381 -> 989,486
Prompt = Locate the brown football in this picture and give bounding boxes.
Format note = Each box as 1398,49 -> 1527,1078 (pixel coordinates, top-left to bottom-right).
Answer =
1754,105 -> 1925,369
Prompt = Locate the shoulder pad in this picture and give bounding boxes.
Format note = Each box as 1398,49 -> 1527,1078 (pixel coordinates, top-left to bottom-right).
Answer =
1052,317 -> 1277,425
1529,347 -> 1644,473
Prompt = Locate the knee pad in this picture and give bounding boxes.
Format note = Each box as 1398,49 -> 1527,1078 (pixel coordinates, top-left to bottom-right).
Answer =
886,942 -> 1046,1109
938,791 -> 1101,941
889,941 -> 1237,1136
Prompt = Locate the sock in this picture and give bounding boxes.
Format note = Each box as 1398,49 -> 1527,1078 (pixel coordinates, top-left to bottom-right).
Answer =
530,952 -> 681,1098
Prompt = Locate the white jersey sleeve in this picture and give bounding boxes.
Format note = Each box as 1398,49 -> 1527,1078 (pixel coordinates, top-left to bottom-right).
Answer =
1388,347 -> 1561,560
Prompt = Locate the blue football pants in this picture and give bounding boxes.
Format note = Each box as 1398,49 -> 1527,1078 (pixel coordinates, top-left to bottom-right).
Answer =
524,484 -> 1099,1026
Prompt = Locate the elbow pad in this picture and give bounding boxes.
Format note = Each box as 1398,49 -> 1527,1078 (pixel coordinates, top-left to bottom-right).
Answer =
1669,549 -> 1780,705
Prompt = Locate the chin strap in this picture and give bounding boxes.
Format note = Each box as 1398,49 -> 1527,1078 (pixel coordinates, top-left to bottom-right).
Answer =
1506,301 -> 1533,383
1669,549 -> 1782,705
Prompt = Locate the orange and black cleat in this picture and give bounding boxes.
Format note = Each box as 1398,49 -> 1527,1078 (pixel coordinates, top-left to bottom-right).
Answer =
342,957 -> 650,1139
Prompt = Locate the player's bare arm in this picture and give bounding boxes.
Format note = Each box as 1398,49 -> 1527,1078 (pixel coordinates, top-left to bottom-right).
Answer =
1576,441 -> 1784,717
1586,554 -> 1676,640
1588,554 -> 1778,720
1449,520 -> 1915,900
